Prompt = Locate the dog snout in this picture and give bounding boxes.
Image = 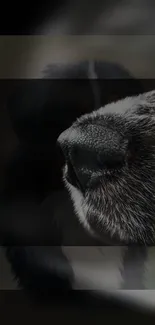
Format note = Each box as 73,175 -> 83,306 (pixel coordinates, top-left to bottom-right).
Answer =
57,127 -> 93,190
57,122 -> 128,190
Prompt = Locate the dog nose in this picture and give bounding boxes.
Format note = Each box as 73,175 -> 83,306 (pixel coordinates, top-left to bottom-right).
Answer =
57,124 -> 127,190
57,127 -> 72,158
57,127 -> 94,189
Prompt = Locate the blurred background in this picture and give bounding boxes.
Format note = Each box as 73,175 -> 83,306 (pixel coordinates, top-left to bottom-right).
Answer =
1,0 -> 155,318
0,1 -> 155,78
0,35 -> 155,78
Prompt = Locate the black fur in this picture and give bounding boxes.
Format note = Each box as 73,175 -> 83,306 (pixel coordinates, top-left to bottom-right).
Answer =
58,90 -> 155,245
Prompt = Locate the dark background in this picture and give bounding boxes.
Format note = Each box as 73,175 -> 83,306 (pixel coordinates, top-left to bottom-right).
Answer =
1,0 -> 155,319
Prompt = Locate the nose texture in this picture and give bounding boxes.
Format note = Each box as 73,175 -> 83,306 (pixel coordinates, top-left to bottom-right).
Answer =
57,127 -> 93,190
57,128 -> 69,147
57,128 -> 71,147
57,124 -> 128,190
57,127 -> 72,160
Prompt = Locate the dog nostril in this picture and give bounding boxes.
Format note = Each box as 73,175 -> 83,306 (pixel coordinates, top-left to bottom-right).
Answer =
71,146 -> 79,160
67,161 -> 78,184
97,152 -> 125,170
56,133 -> 86,190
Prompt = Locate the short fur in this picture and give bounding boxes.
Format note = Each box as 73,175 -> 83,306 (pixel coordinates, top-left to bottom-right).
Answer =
58,90 -> 155,244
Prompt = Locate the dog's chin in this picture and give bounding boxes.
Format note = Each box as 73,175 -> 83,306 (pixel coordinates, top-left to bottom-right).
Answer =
63,165 -> 125,245
63,168 -> 94,236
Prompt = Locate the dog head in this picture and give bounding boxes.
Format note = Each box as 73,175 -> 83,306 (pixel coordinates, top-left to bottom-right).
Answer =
57,90 -> 155,244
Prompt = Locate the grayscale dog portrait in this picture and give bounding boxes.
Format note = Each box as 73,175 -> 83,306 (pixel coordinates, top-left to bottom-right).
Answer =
57,90 -> 155,245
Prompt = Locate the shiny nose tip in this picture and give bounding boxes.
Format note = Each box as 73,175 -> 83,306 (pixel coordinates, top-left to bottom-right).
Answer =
57,131 -> 66,148
57,128 -> 71,147
56,134 -> 62,147
57,127 -> 76,151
